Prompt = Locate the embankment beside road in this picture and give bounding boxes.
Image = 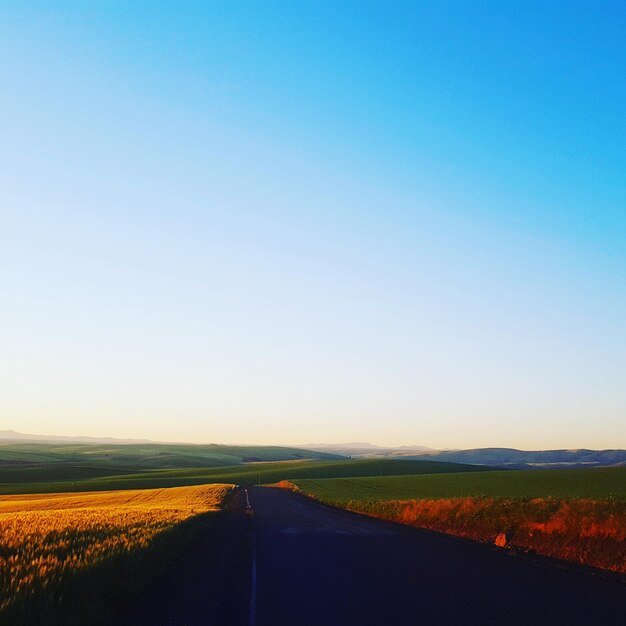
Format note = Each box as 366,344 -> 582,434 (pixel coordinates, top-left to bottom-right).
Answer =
275,476 -> 626,575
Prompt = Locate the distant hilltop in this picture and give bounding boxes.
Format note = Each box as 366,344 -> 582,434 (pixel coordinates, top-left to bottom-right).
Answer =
2,431 -> 624,470
301,442 -> 435,454
408,447 -> 626,470
298,442 -> 626,470
0,430 -> 154,445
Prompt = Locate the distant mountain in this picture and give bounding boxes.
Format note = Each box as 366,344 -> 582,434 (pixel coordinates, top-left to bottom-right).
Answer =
296,443 -> 626,469
0,430 -> 154,445
300,442 -> 435,457
303,442 -> 384,450
3,432 -> 622,470
400,447 -> 626,469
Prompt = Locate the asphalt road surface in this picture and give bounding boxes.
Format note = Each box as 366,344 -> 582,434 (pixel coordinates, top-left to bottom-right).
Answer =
119,486 -> 626,626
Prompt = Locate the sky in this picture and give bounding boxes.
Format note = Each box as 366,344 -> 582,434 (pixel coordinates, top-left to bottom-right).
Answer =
1,1 -> 625,449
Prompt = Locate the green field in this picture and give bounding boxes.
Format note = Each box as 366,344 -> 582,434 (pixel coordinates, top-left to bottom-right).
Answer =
0,442 -> 341,471
4,440 -> 622,501
0,457 -> 494,495
292,466 -> 626,502
0,441 -> 339,493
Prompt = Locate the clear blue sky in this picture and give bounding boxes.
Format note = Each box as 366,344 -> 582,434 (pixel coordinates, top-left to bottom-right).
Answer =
1,1 -> 624,448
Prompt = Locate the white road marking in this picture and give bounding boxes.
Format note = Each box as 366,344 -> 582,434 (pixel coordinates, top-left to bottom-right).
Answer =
246,489 -> 257,626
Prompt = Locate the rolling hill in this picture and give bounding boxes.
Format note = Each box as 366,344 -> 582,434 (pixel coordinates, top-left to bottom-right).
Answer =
299,443 -> 626,469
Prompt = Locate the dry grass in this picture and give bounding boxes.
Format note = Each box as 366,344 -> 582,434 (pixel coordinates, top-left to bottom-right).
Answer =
271,480 -> 302,492
0,483 -> 233,624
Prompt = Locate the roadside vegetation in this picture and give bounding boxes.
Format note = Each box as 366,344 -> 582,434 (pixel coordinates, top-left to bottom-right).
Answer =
0,484 -> 233,625
281,467 -> 626,574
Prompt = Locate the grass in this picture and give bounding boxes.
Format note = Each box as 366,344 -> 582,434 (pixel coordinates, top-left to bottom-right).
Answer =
0,458 -> 495,495
292,466 -> 626,502
0,442 -> 342,475
0,483 -> 233,625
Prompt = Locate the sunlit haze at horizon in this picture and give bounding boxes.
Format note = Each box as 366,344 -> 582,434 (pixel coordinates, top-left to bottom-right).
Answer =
1,2 -> 625,449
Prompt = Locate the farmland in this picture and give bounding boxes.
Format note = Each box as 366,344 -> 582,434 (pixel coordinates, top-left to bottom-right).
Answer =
284,467 -> 626,574
0,457 -> 494,496
291,466 -> 626,501
0,484 -> 233,625
0,440 -> 341,470
2,447 -> 624,625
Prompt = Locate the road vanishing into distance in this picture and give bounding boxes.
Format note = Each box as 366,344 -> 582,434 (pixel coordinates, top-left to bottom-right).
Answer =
120,487 -> 626,626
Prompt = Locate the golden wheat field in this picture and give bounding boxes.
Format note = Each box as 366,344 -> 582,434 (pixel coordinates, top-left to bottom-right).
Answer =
0,483 -> 233,621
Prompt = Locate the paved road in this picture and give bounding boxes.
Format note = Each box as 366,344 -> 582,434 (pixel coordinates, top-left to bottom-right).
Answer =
120,486 -> 626,626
